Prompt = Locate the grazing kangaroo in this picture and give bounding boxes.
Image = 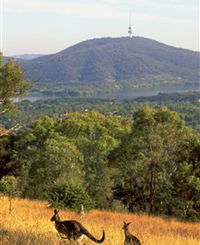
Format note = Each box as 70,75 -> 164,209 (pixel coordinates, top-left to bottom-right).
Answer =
122,222 -> 141,245
51,209 -> 105,244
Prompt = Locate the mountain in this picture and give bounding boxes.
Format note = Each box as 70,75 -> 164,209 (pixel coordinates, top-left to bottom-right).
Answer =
12,54 -> 44,60
20,37 -> 199,89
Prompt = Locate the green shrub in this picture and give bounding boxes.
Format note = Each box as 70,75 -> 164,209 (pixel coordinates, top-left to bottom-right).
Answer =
0,176 -> 21,212
47,182 -> 94,211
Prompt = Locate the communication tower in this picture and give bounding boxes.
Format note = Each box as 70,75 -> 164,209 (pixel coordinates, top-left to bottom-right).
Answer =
128,11 -> 133,38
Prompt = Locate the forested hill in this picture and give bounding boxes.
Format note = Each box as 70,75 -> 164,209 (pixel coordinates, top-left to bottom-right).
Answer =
20,37 -> 199,86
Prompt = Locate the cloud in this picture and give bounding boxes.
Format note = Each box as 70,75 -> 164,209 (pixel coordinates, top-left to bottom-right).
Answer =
4,0 -> 121,18
4,0 -> 189,24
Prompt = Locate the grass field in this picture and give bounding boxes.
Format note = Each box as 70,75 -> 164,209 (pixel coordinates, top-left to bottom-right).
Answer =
0,196 -> 199,245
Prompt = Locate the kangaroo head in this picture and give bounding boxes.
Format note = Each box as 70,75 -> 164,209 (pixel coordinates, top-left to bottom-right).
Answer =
122,222 -> 131,231
50,209 -> 60,222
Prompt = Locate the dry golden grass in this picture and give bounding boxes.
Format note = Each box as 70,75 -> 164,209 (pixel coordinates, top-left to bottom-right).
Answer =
0,196 -> 199,245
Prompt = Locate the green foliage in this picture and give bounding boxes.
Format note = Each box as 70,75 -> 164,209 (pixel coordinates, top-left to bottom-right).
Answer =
0,106 -> 199,221
8,112 -> 130,207
0,135 -> 13,179
1,92 -> 199,132
0,175 -> 20,212
11,116 -> 84,199
47,182 -> 94,211
0,175 -> 19,196
56,111 -> 130,208
110,106 -> 198,219
170,134 -> 200,221
0,53 -> 30,114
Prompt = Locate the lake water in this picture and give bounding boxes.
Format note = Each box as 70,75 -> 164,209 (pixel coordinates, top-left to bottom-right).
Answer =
111,86 -> 200,100
17,85 -> 200,102
15,95 -> 56,102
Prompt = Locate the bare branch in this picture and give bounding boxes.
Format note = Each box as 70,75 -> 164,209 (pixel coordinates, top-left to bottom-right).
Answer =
0,109 -> 9,115
0,124 -> 22,137
9,124 -> 22,132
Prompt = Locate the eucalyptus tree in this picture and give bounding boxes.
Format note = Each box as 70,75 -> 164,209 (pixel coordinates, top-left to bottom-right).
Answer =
0,52 -> 30,135
57,111 -> 131,208
110,107 -> 193,215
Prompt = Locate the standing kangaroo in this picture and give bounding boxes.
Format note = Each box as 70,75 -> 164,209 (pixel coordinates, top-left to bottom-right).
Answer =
122,222 -> 141,245
50,209 -> 105,244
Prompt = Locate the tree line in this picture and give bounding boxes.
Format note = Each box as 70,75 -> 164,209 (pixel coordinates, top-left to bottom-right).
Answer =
0,110 -> 199,221
1,92 -> 200,132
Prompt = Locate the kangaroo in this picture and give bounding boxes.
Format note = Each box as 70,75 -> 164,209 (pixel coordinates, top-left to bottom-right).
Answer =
51,209 -> 105,244
122,222 -> 141,245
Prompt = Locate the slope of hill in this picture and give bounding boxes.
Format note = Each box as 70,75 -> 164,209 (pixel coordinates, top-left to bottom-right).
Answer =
20,37 -> 199,89
1,196 -> 200,245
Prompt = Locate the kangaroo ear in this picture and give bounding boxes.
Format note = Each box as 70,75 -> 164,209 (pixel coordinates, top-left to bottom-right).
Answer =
54,209 -> 59,214
127,222 -> 131,226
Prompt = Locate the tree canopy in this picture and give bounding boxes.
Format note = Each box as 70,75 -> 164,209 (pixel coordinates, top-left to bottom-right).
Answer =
0,53 -> 30,118
0,106 -> 199,221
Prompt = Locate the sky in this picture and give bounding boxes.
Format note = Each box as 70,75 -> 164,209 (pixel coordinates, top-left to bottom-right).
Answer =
1,0 -> 199,56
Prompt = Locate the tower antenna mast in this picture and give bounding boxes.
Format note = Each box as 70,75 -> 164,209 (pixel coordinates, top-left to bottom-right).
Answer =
128,10 -> 133,38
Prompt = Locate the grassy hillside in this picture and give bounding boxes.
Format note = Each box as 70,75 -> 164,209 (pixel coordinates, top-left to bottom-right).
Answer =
0,196 -> 199,245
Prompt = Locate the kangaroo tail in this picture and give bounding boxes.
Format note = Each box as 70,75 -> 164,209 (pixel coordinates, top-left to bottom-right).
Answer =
83,229 -> 105,243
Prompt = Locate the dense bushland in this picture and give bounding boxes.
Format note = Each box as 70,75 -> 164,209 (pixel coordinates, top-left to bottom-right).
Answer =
1,109 -> 199,221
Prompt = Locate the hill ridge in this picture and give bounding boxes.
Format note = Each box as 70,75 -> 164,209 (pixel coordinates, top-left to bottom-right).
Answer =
20,36 -> 199,89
